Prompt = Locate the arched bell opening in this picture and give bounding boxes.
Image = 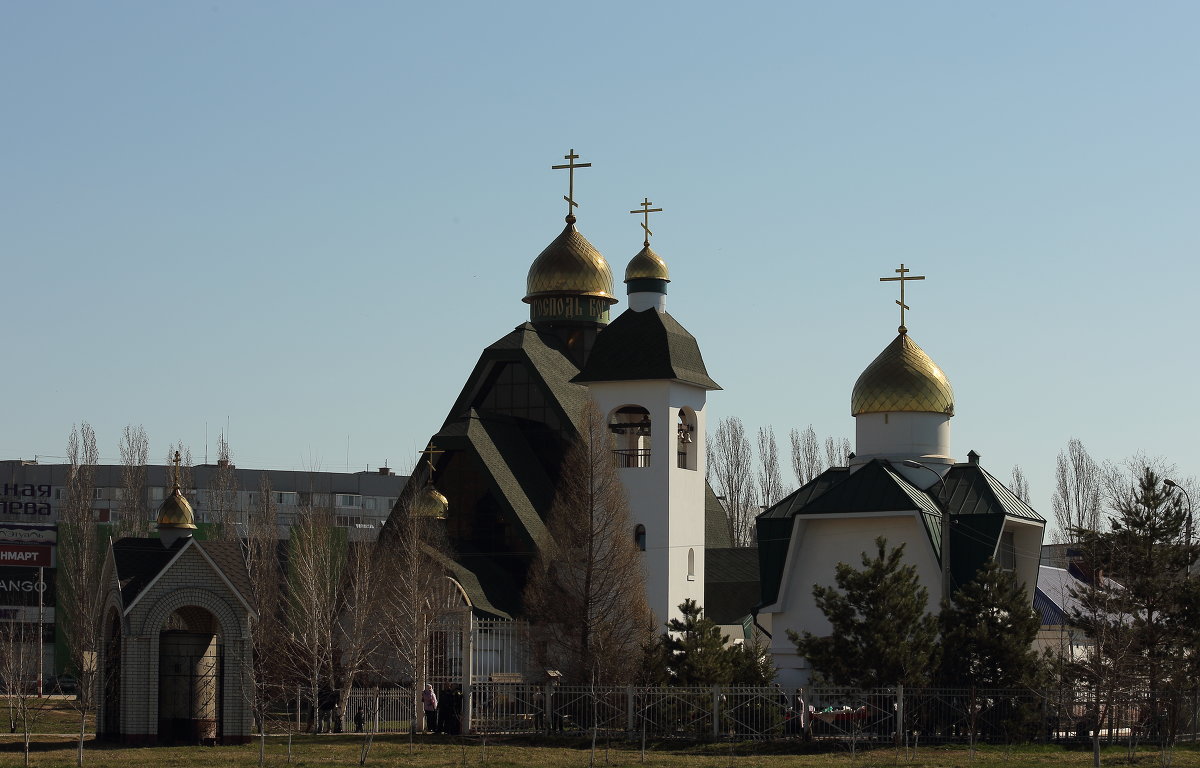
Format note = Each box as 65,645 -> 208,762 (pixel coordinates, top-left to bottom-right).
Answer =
676,408 -> 697,471
608,405 -> 651,468
158,606 -> 222,745
634,524 -> 647,552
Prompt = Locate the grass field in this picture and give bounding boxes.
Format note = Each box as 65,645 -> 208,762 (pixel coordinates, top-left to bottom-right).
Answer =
0,733 -> 1198,768
1,701 -> 1198,767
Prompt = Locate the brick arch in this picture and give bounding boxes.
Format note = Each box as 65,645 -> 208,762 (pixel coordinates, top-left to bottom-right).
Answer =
133,586 -> 251,743
135,586 -> 244,641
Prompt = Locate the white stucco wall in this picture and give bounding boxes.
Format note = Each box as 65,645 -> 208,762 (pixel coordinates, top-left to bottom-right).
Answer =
851,412 -> 952,473
586,379 -> 709,627
762,511 -> 943,688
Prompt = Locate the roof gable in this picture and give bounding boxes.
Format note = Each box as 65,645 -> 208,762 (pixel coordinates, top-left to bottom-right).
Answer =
940,464 -> 1045,522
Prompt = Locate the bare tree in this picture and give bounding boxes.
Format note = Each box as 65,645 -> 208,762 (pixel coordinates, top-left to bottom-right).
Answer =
58,423 -> 103,766
709,417 -> 758,547
823,435 -> 852,470
1052,438 -> 1102,543
789,425 -> 822,486
334,541 -> 387,728
523,400 -> 652,684
244,473 -> 282,765
210,433 -> 240,541
0,620 -> 49,767
755,426 -> 790,509
285,503 -> 343,733
116,425 -> 150,537
378,476 -> 457,747
1010,464 -> 1031,505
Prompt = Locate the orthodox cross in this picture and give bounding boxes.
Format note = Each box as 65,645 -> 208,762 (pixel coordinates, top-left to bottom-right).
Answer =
879,263 -> 925,334
419,441 -> 444,480
551,148 -> 591,222
171,450 -> 182,490
629,197 -> 662,247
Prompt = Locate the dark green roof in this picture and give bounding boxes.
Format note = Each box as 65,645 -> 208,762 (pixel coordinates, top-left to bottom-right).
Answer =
754,459 -> 1044,608
705,483 -> 733,549
572,309 -> 720,389
939,464 -> 1045,522
704,547 -> 761,625
447,323 -> 589,434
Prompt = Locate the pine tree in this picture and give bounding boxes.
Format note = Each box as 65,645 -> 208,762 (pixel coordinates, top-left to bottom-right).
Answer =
662,599 -> 735,685
1068,466 -> 1200,745
790,537 -> 938,688
938,559 -> 1042,688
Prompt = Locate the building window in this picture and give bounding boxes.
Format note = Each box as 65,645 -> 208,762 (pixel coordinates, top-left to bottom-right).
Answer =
687,548 -> 695,581
275,491 -> 298,506
336,494 -> 361,508
364,498 -> 376,511
336,515 -> 363,527
634,524 -> 646,552
149,486 -> 164,501
609,405 -> 651,469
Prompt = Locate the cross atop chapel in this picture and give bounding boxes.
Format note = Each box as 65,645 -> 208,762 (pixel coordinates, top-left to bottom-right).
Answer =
879,263 -> 926,334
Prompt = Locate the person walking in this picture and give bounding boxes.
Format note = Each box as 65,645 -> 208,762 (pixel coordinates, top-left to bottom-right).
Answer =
421,683 -> 438,733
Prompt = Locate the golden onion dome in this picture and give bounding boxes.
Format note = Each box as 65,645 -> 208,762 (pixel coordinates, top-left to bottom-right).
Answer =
524,222 -> 617,303
412,483 -> 449,519
156,487 -> 198,530
851,332 -> 954,417
624,245 -> 670,283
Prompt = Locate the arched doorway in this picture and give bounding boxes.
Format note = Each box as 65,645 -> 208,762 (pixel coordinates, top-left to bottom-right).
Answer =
157,606 -> 222,745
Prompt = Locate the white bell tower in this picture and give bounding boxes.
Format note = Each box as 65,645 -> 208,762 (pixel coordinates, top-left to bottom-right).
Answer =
573,203 -> 720,626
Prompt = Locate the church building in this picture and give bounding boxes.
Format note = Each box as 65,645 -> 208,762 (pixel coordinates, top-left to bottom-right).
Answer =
403,151 -> 733,628
754,267 -> 1046,687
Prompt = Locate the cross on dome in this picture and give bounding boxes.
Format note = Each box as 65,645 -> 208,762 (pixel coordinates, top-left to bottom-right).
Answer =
551,148 -> 592,223
879,263 -> 926,334
629,197 -> 663,247
419,441 -> 444,478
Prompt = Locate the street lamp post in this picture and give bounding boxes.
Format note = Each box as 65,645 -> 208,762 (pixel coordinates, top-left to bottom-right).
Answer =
1163,479 -> 1193,577
903,460 -> 952,602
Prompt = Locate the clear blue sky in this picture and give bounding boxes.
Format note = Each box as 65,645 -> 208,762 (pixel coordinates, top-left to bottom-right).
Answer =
5,2 -> 1198,532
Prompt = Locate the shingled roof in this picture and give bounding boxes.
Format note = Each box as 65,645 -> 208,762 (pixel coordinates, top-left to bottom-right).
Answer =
704,547 -> 761,627
110,537 -> 253,617
572,309 -> 720,389
754,458 -> 1045,611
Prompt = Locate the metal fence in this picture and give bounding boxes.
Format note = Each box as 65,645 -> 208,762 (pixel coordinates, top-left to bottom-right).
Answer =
302,684 -> 1198,747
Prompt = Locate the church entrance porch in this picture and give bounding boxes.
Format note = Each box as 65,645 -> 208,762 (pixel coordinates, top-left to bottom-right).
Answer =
157,608 -> 223,745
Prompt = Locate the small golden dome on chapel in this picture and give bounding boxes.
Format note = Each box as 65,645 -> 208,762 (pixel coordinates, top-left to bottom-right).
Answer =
851,332 -> 955,417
